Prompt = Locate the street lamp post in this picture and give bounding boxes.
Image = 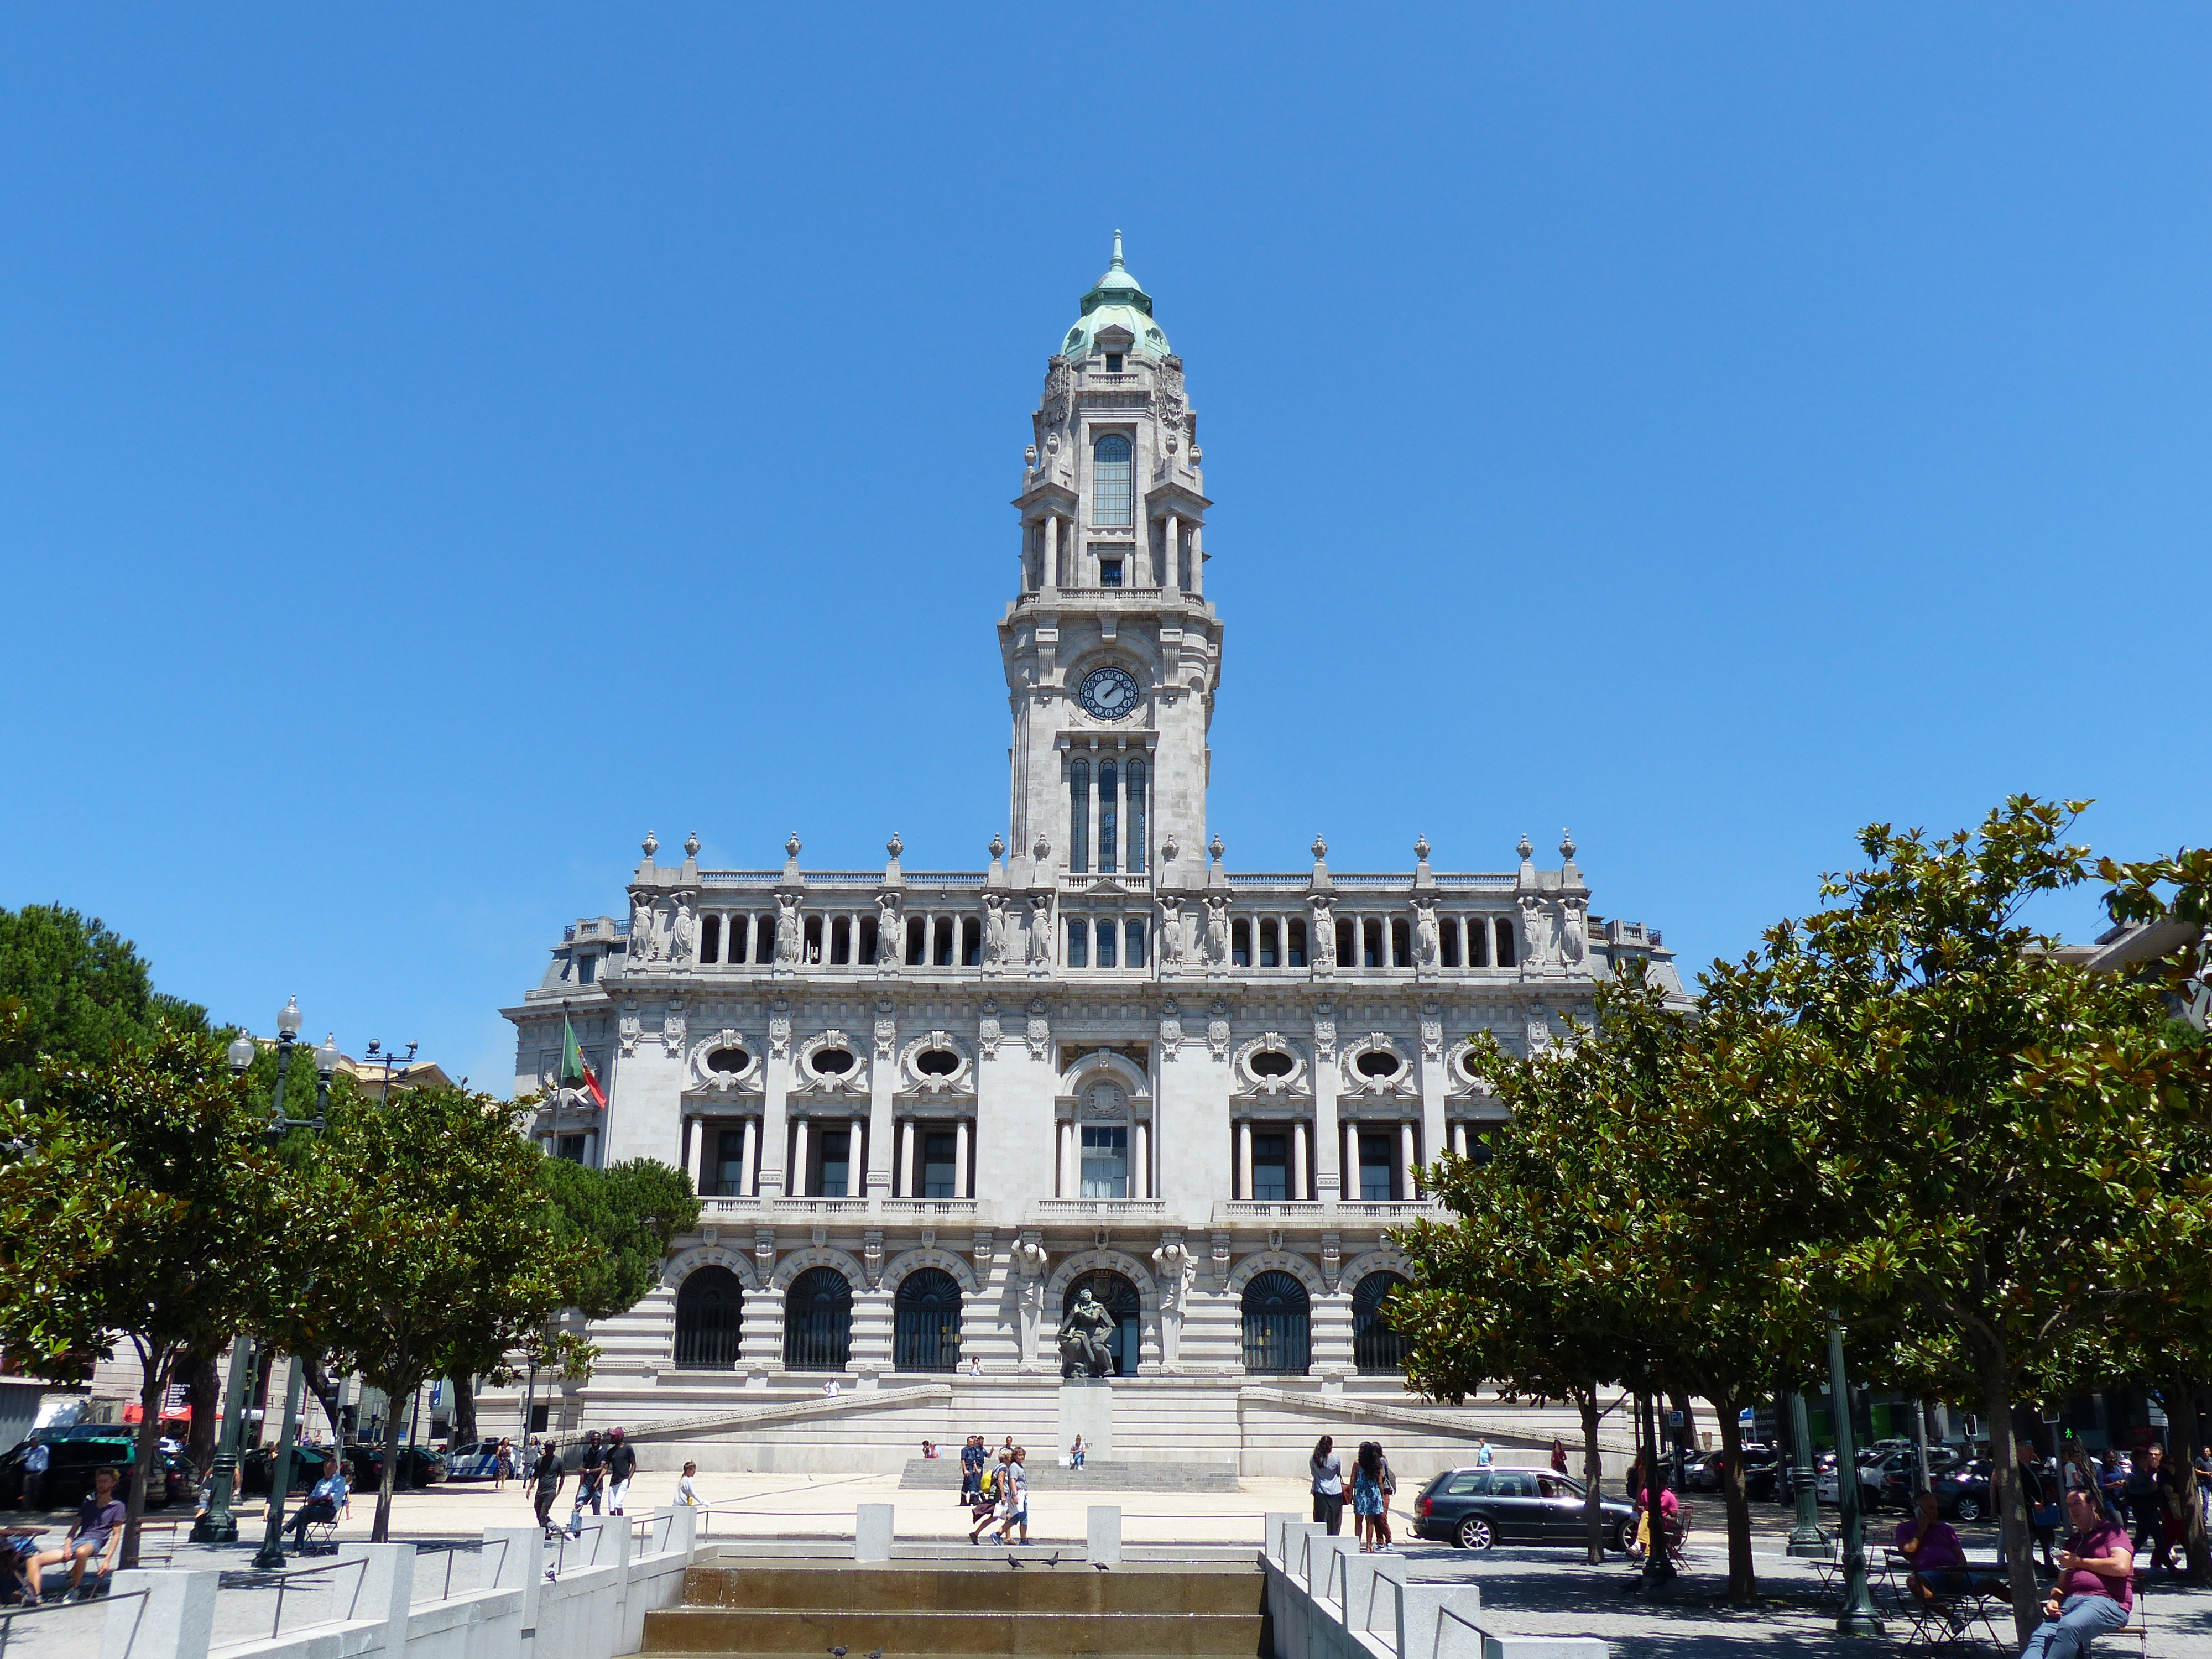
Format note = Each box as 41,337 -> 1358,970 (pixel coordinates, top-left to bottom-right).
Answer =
252,1025 -> 340,1569
1784,1388 -> 1829,1556
191,1001 -> 309,1543
1828,1311 -> 1884,1635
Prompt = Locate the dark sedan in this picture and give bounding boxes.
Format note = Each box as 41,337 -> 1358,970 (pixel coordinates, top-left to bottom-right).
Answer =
241,1443 -> 343,1496
1,1436 -> 190,1510
1931,1459 -> 1995,1522
1413,1466 -> 1639,1552
345,1443 -> 445,1490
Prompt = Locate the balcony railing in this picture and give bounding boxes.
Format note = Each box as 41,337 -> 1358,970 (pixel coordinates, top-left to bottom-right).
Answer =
878,1198 -> 980,1220
1029,1198 -> 1167,1222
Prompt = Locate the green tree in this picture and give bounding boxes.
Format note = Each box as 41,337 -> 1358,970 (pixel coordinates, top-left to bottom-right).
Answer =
0,904 -> 207,1107
540,1156 -> 702,1321
0,1023 -> 289,1566
1735,799 -> 2209,1640
305,1084 -> 589,1540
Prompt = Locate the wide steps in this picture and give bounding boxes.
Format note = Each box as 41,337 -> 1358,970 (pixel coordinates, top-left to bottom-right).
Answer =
645,1563 -> 1266,1658
896,1457 -> 1240,1492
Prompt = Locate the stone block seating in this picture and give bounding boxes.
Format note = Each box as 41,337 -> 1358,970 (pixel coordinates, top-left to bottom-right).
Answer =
896,1457 -> 1240,1493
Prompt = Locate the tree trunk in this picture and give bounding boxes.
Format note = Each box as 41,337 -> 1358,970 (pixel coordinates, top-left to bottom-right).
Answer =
1579,1391 -> 1605,1564
2165,1378 -> 2209,1585
123,1343 -> 170,1571
452,1374 -> 478,1447
1714,1386 -> 1756,1603
372,1389 -> 406,1542
301,1357 -> 347,1444
1979,1360 -> 2039,1644
185,1349 -> 220,1476
1668,1389 -> 1697,1464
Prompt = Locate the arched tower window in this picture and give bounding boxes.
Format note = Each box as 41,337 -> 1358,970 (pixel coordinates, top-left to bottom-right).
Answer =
1070,759 -> 1090,874
672,1266 -> 744,1371
1125,759 -> 1146,872
1092,433 -> 1133,528
1241,1270 -> 1311,1375
1098,760 -> 1118,873
1352,1271 -> 1412,1374
893,1267 -> 964,1373
782,1266 -> 853,1372
1063,1270 -> 1140,1376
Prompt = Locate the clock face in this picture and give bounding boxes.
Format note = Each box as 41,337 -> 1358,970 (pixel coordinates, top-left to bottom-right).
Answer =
1078,666 -> 1141,721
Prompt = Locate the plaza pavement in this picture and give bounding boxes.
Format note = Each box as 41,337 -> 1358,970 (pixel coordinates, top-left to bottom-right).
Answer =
10,1477 -> 2212,1656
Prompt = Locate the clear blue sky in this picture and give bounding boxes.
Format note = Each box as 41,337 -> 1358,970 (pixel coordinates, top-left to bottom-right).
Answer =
7,9 -> 2207,1092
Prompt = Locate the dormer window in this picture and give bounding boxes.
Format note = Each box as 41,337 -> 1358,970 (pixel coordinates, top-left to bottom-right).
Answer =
1105,353 -> 1124,373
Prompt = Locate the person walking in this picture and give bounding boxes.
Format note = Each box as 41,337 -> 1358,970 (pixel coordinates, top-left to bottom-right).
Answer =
968,1455 -> 1001,1545
494,1437 -> 514,1494
2017,1488 -> 2135,1659
2125,1446 -> 2166,1569
675,1462 -> 703,1508
1550,1438 -> 1569,1476
1309,1436 -> 1345,1536
531,1439 -> 565,1538
995,1448 -> 1031,1546
1476,1438 -> 1494,1467
2157,1444 -> 2192,1574
2020,1437 -> 2062,1575
605,1428 -> 637,1516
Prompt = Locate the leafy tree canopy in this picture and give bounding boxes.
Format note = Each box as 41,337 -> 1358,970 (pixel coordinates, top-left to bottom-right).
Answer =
0,904 -> 207,1107
539,1155 -> 701,1322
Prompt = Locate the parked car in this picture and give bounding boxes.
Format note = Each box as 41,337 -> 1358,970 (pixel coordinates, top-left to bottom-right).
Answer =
1413,1466 -> 1639,1552
1931,1459 -> 1995,1522
0,1433 -> 189,1510
345,1442 -> 446,1490
1686,1444 -> 1779,1497
443,1440 -> 507,1482
1872,1447 -> 1984,1512
240,1442 -> 343,1496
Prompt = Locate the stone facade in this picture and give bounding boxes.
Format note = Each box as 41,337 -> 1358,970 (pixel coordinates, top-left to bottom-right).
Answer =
495,238 -> 1686,1470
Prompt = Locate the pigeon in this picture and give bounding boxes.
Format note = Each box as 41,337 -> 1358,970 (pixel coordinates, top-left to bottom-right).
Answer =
1045,1552 -> 1061,1568
828,1648 -> 848,1657
865,1651 -> 883,1659
1006,1554 -> 1025,1569
1094,1562 -> 1111,1572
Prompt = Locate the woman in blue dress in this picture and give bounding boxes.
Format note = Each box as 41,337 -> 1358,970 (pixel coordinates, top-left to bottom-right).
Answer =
1352,1441 -> 1392,1552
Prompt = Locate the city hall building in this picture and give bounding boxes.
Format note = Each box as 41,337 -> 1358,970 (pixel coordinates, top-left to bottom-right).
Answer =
497,239 -> 1685,1474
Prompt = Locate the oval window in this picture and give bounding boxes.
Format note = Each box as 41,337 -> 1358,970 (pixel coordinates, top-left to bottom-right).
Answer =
1458,1050 -> 1484,1080
707,1046 -> 750,1074
915,1050 -> 961,1077
1249,1051 -> 1294,1078
1355,1051 -> 1401,1079
812,1048 -> 856,1076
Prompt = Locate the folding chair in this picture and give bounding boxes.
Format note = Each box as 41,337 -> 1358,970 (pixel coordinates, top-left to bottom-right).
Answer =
2104,1572 -> 2149,1659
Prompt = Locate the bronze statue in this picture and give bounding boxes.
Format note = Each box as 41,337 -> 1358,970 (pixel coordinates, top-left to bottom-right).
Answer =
1057,1286 -> 1116,1378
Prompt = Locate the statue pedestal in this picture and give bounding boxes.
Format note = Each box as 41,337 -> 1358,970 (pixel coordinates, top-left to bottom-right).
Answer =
1057,1378 -> 1114,1463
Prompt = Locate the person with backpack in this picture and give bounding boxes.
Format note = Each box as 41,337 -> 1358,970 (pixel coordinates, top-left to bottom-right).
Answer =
968,1455 -> 1001,1544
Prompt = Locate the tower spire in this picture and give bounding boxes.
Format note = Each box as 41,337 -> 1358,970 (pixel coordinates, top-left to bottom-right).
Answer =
1111,228 -> 1124,269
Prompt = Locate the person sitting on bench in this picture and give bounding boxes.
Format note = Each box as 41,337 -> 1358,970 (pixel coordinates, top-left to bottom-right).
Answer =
22,1466 -> 124,1604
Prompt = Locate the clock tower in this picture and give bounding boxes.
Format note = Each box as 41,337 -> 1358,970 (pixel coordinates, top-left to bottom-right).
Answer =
999,233 -> 1219,895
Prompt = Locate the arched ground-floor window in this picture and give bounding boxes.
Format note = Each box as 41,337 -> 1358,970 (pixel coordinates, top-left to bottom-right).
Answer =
673,1265 -> 744,1370
784,1266 -> 853,1371
894,1267 -> 963,1373
1352,1270 -> 1411,1374
1242,1270 -> 1311,1375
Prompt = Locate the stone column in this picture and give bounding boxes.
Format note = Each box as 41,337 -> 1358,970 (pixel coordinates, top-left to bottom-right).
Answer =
791,1119 -> 810,1200
740,1117 -> 759,1198
1057,1119 -> 1076,1197
868,1015 -> 896,1197
852,1114 -> 869,1199
582,1128 -> 598,1168
1237,1120 -> 1254,1202
1313,1011 -> 1342,1201
899,1119 -> 916,1198
1164,512 -> 1178,589
685,1118 -> 706,1196
1399,1120 -> 1416,1204
760,1040 -> 791,1198
1292,1121 -> 1310,1202
954,1120 -> 971,1200
1133,1121 -> 1150,1200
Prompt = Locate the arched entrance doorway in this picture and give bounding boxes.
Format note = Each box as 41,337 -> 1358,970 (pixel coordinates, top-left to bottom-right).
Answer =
893,1267 -> 964,1373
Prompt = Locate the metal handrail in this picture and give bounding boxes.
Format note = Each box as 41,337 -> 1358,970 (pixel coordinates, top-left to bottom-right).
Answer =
216,1552 -> 371,1639
411,1537 -> 488,1601
0,1588 -> 148,1659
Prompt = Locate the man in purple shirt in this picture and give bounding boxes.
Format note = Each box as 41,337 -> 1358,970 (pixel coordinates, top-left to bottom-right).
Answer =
20,1466 -> 124,1604
2019,1488 -> 2135,1659
1897,1491 -> 2004,1623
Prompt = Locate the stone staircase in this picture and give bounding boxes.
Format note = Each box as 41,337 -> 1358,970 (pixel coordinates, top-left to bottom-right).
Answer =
896,1457 -> 1240,1493
643,1558 -> 1268,1657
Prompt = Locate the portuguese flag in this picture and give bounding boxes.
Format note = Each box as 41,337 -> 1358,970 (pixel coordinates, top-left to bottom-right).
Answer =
560,1016 -> 607,1109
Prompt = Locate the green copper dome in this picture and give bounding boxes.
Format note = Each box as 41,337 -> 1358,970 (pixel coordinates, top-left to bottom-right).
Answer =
1058,231 -> 1172,362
